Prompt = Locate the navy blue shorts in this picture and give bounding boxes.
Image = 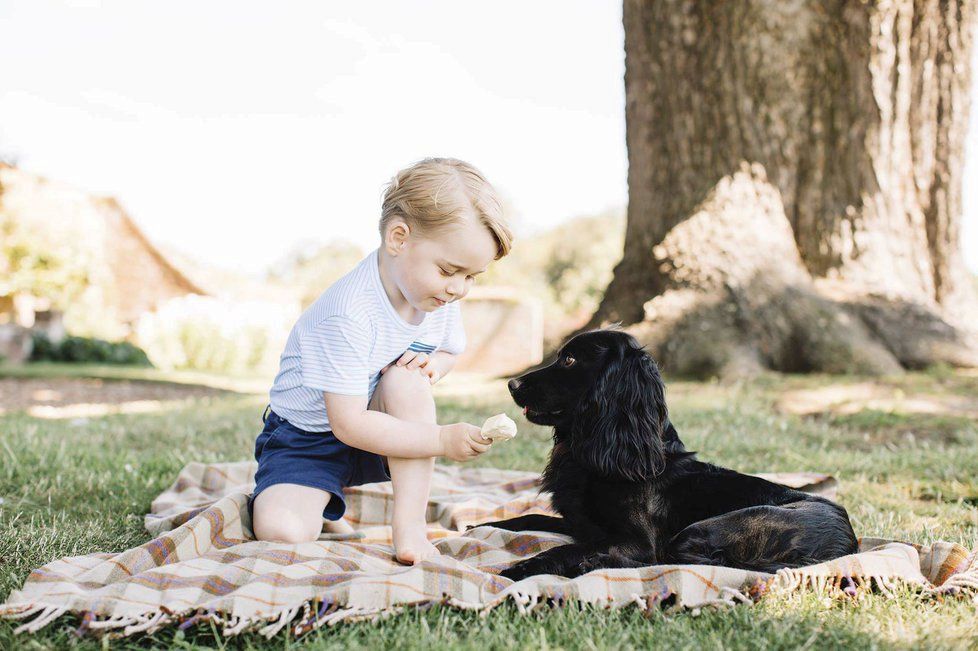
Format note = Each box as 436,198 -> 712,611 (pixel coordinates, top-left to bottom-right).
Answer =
247,406 -> 390,522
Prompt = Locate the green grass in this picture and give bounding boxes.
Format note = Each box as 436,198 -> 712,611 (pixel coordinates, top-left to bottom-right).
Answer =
0,361 -> 271,393
1,369 -> 977,649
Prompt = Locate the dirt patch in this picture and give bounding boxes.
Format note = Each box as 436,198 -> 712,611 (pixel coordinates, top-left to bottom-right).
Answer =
777,382 -> 978,419
776,380 -> 978,448
0,377 -> 235,419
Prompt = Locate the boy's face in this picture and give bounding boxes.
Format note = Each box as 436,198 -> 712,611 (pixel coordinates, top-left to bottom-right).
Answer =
389,216 -> 498,312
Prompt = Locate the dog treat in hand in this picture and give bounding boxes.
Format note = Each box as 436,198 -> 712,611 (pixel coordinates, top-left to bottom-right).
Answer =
480,413 -> 518,442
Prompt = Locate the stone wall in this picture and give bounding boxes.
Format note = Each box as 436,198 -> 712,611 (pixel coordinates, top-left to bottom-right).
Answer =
453,286 -> 543,377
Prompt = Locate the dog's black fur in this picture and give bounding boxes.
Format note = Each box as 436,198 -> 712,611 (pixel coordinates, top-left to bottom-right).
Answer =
481,329 -> 858,582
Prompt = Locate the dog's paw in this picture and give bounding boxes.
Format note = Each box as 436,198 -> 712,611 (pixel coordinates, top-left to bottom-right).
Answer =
499,566 -> 528,582
574,553 -> 617,577
499,560 -> 538,582
575,552 -> 647,575
574,557 -> 598,576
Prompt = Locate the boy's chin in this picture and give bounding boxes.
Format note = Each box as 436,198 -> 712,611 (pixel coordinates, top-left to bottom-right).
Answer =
410,300 -> 440,313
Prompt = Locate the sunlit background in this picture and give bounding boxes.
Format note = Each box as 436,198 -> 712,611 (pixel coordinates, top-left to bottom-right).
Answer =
1,1 -> 976,377
5,2 -> 973,276
1,1 -> 630,276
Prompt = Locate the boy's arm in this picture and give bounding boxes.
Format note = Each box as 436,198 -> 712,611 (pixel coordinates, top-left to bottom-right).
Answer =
324,392 -> 487,460
424,351 -> 457,384
385,350 -> 457,384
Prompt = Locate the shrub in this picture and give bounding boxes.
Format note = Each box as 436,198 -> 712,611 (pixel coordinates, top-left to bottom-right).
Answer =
134,294 -> 297,374
479,209 -> 626,344
29,332 -> 152,366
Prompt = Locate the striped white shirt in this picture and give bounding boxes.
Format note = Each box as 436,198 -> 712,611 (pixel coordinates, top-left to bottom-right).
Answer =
269,248 -> 465,431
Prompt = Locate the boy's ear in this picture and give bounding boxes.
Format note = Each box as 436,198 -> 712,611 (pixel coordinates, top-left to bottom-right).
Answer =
385,219 -> 411,255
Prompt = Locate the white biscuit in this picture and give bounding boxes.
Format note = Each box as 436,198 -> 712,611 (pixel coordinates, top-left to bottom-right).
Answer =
480,413 -> 518,442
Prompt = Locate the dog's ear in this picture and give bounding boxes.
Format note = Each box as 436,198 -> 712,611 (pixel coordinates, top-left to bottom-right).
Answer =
570,346 -> 667,482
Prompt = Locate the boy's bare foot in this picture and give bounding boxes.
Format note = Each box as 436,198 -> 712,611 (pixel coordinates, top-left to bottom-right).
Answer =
392,521 -> 440,565
322,517 -> 355,535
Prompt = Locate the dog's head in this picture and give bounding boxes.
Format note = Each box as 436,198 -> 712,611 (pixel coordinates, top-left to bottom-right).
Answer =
508,329 -> 668,482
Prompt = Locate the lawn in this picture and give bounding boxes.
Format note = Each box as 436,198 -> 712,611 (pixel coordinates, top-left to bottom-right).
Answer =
1,365 -> 977,649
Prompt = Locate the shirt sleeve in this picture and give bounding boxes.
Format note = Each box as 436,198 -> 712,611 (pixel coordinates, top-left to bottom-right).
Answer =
299,316 -> 372,395
438,301 -> 467,355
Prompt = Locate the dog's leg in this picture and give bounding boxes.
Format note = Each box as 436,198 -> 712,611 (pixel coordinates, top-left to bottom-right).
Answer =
665,500 -> 857,572
569,540 -> 661,577
470,514 -> 570,534
572,551 -> 650,576
500,540 -> 655,581
500,542 -> 595,581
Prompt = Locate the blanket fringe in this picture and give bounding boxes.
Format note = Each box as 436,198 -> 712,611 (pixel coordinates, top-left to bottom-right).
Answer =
256,604 -> 302,639
15,606 -> 68,633
924,552 -> 978,601
0,604 -> 45,620
222,613 -> 253,636
122,610 -> 169,636
4,557 -> 978,640
767,569 -> 931,601
86,613 -> 138,631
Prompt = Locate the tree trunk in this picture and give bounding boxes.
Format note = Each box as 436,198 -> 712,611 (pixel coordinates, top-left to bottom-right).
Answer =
590,0 -> 978,376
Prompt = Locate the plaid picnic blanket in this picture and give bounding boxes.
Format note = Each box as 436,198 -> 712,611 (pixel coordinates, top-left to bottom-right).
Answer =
2,461 -> 976,640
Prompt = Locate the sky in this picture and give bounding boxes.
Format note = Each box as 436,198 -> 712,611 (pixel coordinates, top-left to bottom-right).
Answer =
1,1 -> 976,277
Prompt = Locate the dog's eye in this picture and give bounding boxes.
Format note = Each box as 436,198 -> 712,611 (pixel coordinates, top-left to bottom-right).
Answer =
561,356 -> 576,367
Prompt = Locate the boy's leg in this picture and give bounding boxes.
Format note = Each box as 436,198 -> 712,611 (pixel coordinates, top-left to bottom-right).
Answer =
253,483 -> 340,543
369,364 -> 439,564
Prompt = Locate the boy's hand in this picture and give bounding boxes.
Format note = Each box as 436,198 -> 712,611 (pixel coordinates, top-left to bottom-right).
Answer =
439,423 -> 492,461
381,351 -> 443,385
393,350 -> 430,371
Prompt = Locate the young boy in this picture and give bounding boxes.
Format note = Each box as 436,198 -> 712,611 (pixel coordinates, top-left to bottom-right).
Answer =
250,158 -> 513,564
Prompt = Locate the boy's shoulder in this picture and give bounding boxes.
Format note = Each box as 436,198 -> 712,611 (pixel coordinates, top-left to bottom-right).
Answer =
300,250 -> 379,327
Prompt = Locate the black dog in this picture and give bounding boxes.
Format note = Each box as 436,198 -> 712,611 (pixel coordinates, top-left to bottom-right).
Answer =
481,329 -> 858,582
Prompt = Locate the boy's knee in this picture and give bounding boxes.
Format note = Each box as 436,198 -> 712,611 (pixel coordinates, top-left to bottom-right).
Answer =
377,365 -> 433,400
254,508 -> 321,544
373,365 -> 435,418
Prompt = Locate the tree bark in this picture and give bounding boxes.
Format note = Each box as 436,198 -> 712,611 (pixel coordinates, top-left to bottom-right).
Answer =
590,0 -> 978,376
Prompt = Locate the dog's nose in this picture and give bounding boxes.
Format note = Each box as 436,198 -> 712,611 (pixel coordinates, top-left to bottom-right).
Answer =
507,378 -> 521,392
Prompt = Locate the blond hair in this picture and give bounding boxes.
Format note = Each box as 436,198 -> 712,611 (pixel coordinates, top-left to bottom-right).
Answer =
380,158 -> 513,259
